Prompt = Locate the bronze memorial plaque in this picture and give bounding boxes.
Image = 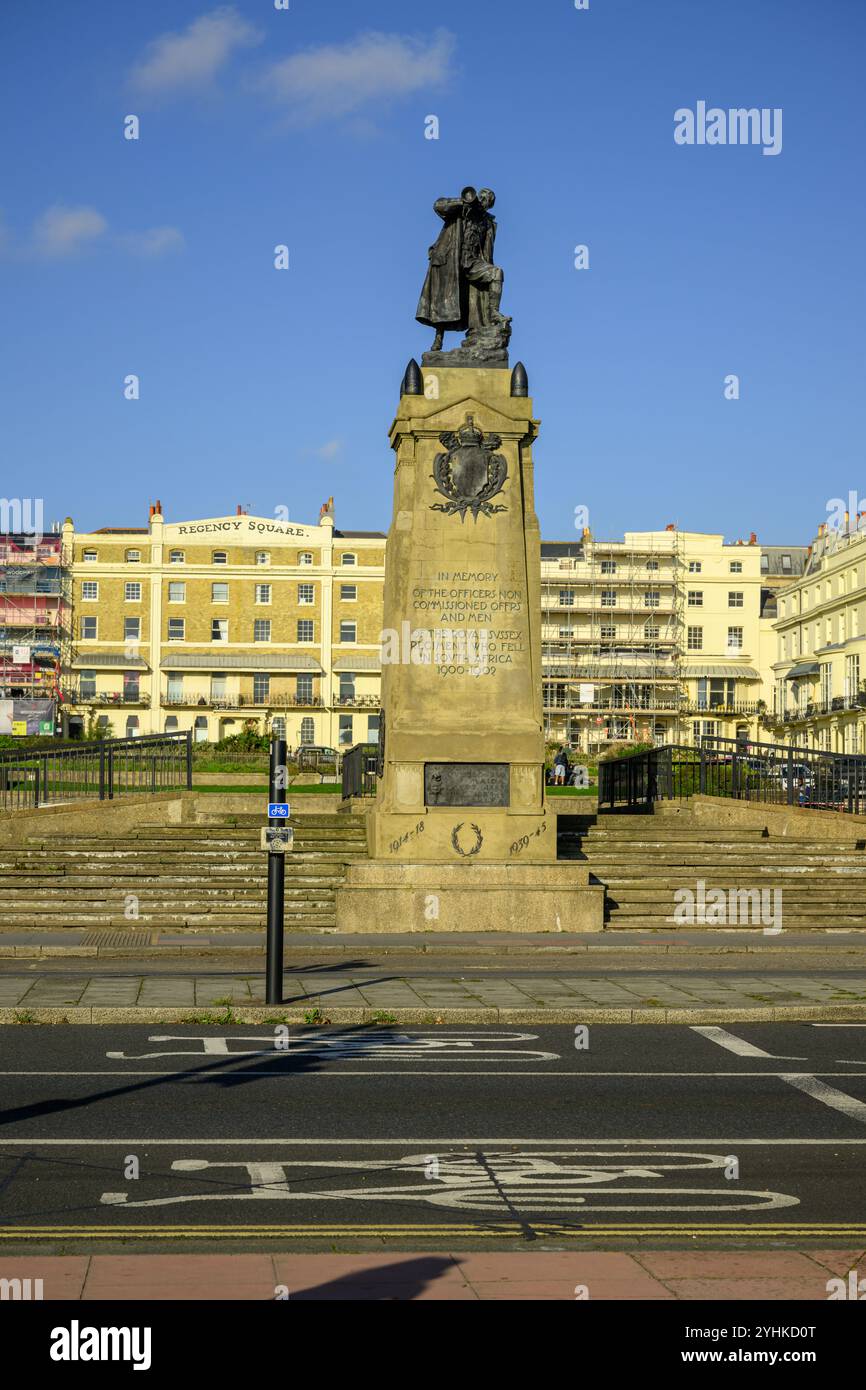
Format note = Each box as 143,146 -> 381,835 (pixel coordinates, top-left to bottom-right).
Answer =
424,763 -> 510,807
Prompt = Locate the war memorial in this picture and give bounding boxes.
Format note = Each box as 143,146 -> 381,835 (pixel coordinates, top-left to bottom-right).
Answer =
336,187 -> 603,932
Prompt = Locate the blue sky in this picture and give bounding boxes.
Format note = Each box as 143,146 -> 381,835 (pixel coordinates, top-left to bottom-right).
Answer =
1,0 -> 864,544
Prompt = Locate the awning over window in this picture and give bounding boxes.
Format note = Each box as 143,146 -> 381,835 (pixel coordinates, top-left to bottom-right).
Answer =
785,662 -> 820,680
71,654 -> 149,670
685,665 -> 760,679
160,653 -> 322,672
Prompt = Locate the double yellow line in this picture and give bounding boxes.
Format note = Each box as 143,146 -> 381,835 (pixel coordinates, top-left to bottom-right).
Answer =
2,1222 -> 865,1240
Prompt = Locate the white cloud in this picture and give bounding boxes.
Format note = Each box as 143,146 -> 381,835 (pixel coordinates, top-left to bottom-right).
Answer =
255,29 -> 454,127
119,226 -> 185,257
32,205 -> 108,259
315,439 -> 343,461
130,5 -> 261,95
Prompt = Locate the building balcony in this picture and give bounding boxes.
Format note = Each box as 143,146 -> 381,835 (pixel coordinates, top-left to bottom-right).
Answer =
73,687 -> 150,706
333,693 -> 380,708
162,691 -> 325,710
681,699 -> 762,716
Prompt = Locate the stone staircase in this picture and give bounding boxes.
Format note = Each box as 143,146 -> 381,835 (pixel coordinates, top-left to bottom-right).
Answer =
0,813 -> 368,931
563,806 -> 866,929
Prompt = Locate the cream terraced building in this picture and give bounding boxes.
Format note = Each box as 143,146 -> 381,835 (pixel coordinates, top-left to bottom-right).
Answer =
62,503 -> 808,757
62,502 -> 385,750
541,529 -> 808,752
770,519 -> 866,753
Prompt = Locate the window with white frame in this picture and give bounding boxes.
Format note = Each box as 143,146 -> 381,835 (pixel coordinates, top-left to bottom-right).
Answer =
644,591 -> 660,608
168,582 -> 185,602
212,582 -> 229,603
79,670 -> 96,698
340,584 -> 357,601
340,621 -> 357,643
124,617 -> 140,642
168,618 -> 185,641
82,581 -> 98,600
210,674 -> 227,700
600,590 -> 616,607
212,551 -> 227,565
253,674 -> 270,702
167,675 -> 183,702
559,589 -> 575,606
211,618 -> 228,642
727,626 -> 744,650
125,582 -> 141,602
125,549 -> 141,563
299,552 -> 313,566
169,549 -> 185,564
298,584 -> 315,605
255,551 -> 270,566
730,560 -> 743,573
300,716 -> 315,743
645,559 -> 659,571
341,553 -> 357,566
339,713 -> 353,745
255,584 -> 271,605
688,590 -> 703,607
644,622 -> 660,639
600,623 -> 616,639
82,549 -> 98,563
728,591 -> 744,607
600,560 -> 616,574
81,616 -> 97,639
253,619 -> 271,643
688,560 -> 702,573
296,673 -> 313,702
687,626 -> 703,650
297,620 -> 314,642
846,654 -> 860,700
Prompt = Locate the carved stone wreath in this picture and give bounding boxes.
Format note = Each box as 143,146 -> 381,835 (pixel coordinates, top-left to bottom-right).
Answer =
451,822 -> 483,857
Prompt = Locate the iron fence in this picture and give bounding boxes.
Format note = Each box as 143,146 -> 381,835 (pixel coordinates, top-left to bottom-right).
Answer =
0,731 -> 193,811
341,743 -> 378,800
599,735 -> 866,815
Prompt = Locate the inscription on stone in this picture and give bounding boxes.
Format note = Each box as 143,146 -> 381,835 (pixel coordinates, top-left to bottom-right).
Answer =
425,763 -> 510,807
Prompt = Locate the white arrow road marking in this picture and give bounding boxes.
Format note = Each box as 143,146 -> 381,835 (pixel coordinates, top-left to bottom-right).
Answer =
692,1026 -> 866,1123
690,1026 -> 806,1060
782,1075 -> 866,1123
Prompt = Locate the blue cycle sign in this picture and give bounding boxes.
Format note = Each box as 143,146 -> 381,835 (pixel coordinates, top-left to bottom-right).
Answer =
268,803 -> 290,819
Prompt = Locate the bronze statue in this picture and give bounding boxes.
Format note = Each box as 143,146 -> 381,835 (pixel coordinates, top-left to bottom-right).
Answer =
416,187 -> 511,366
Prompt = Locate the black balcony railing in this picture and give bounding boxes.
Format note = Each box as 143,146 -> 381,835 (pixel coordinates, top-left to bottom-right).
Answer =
75,688 -> 148,706
599,735 -> 866,816
0,731 -> 193,812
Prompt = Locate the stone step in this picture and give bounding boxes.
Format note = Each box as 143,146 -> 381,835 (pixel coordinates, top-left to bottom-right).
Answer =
0,909 -> 336,926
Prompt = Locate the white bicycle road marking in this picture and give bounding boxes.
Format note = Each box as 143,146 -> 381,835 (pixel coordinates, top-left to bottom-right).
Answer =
98,1149 -> 799,1215
105,1031 -> 560,1062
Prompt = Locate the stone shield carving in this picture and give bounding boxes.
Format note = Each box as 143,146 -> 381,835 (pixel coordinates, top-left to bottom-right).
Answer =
430,414 -> 507,522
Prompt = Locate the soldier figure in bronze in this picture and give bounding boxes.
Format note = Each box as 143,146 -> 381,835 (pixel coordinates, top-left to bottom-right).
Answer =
416,187 -> 511,365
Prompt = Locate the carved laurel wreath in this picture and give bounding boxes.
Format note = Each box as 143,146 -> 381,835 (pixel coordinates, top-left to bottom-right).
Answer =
451,822 -> 483,857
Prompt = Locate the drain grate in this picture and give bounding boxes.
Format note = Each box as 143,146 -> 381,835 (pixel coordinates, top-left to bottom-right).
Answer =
81,931 -> 154,948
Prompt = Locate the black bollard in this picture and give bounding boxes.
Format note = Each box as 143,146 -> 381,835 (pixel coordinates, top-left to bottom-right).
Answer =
265,737 -> 287,1005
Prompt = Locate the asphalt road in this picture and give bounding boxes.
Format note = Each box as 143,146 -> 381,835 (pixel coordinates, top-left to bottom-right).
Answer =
1,1022 -> 866,1249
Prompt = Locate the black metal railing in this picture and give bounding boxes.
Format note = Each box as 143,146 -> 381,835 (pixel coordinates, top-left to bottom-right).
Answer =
599,735 -> 866,815
341,742 -> 378,800
0,731 -> 193,811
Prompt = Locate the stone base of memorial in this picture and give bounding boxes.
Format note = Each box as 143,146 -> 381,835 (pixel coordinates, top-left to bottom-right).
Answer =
335,861 -> 604,933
